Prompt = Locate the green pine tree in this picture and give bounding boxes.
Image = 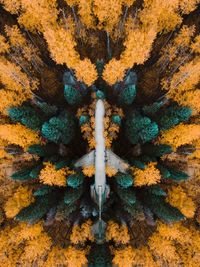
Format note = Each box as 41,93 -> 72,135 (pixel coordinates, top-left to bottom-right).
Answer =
143,144 -> 172,157
126,114 -> 158,144
64,186 -> 83,205
116,186 -> 136,205
42,111 -> 75,144
146,186 -> 167,197
143,194 -> 184,222
16,194 -> 58,223
119,85 -> 136,105
158,104 -> 192,130
33,186 -> 55,197
79,115 -> 89,126
111,115 -> 121,125
142,101 -> 164,116
8,105 -> 43,130
115,173 -> 133,188
11,167 -> 35,181
168,169 -> 189,181
36,100 -> 58,116
64,85 -> 82,105
67,172 -> 85,188
27,144 -> 56,157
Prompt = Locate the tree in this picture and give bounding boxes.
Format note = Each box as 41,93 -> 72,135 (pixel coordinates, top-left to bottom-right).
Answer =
118,85 -> 136,105
115,172 -> 133,188
142,101 -> 164,116
35,101 -> 58,116
42,111 -> 75,144
143,144 -> 172,157
64,85 -> 82,105
116,186 -> 136,205
167,186 -> 196,218
8,105 -> 43,130
159,124 -> 200,150
106,220 -> 130,244
157,104 -> 192,131
0,123 -> 41,149
143,193 -> 185,223
64,186 -> 83,205
131,162 -> 161,186
4,186 -> 34,218
126,114 -> 158,144
67,172 -> 85,188
16,194 -> 58,223
39,162 -> 73,187
27,144 -> 56,157
70,220 -> 94,244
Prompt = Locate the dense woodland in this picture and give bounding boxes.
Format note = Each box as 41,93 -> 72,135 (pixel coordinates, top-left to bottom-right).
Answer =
0,0 -> 200,266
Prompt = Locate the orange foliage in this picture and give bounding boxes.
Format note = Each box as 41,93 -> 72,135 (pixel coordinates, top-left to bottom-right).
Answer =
106,220 -> 130,244
0,123 -> 41,149
106,166 -> 117,177
70,220 -> 94,244
131,162 -> 161,186
159,124 -> 200,150
39,162 -> 74,187
167,185 -> 196,218
0,35 -> 10,53
82,165 -> 95,177
4,186 -> 34,218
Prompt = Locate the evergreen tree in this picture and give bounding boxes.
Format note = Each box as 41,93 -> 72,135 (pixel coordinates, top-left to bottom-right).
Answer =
168,169 -> 189,181
119,85 -> 136,105
143,144 -> 172,157
143,194 -> 185,223
79,115 -> 89,126
142,101 -> 164,116
33,186 -> 55,197
27,144 -> 56,157
157,164 -> 171,179
64,85 -> 82,105
88,244 -> 113,267
42,111 -> 75,144
115,173 -> 133,188
116,186 -> 136,205
29,164 -> 43,179
111,115 -> 121,125
146,186 -> 167,197
36,100 -> 58,116
11,167 -> 35,181
16,194 -> 58,223
64,186 -> 83,205
8,105 -> 43,130
157,105 -> 192,130
67,172 -> 85,188
126,114 -> 158,144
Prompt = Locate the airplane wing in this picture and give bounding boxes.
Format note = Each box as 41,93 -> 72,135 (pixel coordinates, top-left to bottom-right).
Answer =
106,149 -> 129,173
74,150 -> 95,168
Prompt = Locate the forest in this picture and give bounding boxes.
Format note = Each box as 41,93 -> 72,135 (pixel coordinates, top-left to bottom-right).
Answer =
0,0 -> 200,266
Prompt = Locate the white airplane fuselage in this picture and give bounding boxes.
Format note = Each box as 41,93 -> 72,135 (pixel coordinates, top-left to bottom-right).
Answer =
94,99 -> 106,194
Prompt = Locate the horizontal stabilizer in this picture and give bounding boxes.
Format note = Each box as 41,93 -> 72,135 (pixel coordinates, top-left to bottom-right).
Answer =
106,149 -> 129,173
74,150 -> 95,168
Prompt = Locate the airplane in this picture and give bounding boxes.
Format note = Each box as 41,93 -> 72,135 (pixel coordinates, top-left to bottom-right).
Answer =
74,98 -> 129,242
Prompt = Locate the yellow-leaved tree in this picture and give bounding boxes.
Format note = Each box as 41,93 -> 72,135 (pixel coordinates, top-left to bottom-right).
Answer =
131,162 -> 161,186
39,162 -> 74,186
106,220 -> 130,244
4,186 -> 34,218
167,185 -> 196,218
70,220 -> 94,244
159,124 -> 200,150
0,124 -> 41,149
